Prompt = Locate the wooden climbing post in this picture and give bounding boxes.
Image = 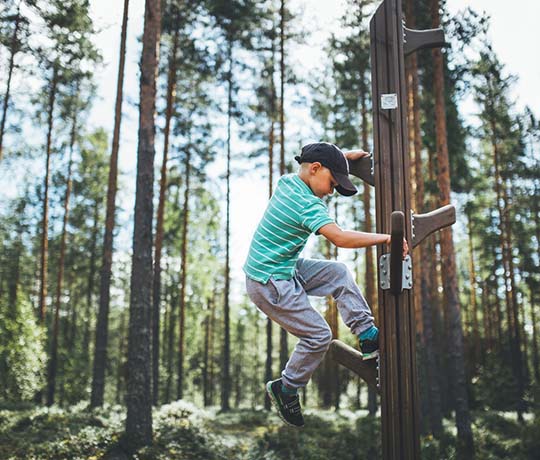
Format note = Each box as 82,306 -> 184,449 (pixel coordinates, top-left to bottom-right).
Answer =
332,1 -> 455,459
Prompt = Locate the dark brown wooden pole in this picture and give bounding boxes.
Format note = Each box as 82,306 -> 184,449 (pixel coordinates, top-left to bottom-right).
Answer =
370,1 -> 420,457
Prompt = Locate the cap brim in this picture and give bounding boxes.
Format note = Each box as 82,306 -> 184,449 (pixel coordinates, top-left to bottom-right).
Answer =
333,172 -> 357,196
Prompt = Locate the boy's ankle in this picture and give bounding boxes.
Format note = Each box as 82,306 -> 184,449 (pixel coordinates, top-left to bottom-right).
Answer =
359,325 -> 378,342
281,383 -> 297,395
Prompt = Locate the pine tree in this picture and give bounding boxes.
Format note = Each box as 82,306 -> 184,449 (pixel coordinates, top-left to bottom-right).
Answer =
91,0 -> 129,409
430,0 -> 474,455
124,0 -> 161,450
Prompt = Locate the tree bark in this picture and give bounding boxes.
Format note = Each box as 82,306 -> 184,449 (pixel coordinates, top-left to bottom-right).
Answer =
431,0 -> 474,455
221,39 -> 233,412
124,0 -> 160,450
153,16 -> 179,406
278,0 -> 288,372
83,201 -> 100,380
91,0 -> 129,408
38,64 -> 59,325
165,271 -> 177,403
203,298 -> 214,406
466,211 -> 481,374
359,74 -> 378,417
265,33 -> 276,410
177,148 -> 191,400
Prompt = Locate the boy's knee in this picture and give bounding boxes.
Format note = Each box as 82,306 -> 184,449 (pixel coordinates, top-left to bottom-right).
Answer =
318,327 -> 333,349
333,261 -> 351,279
305,327 -> 333,351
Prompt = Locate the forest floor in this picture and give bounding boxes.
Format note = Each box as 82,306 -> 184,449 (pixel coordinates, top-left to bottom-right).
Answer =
0,399 -> 538,460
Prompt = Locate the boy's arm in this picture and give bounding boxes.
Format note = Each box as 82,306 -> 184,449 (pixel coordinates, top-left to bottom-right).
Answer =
319,223 -> 409,257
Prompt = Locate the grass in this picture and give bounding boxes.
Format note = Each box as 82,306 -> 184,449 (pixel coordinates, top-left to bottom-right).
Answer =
0,400 -> 538,460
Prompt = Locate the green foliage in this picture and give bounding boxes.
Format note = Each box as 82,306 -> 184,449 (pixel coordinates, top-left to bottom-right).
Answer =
1,402 -> 539,460
0,298 -> 46,401
0,402 -> 125,460
248,412 -> 380,460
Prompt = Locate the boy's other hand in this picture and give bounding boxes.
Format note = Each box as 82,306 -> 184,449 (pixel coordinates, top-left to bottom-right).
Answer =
344,150 -> 370,160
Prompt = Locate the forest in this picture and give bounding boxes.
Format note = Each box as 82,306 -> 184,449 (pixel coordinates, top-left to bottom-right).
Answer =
0,0 -> 538,459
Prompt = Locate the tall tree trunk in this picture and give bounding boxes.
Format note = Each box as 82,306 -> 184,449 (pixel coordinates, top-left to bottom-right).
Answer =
124,0 -> 160,450
431,1 -> 474,456
406,0 -> 442,436
209,290 -> 217,406
0,2 -> 22,161
116,306 -> 128,405
359,74 -> 378,417
265,34 -> 276,410
91,0 -> 129,408
466,212 -> 480,369
153,16 -> 179,406
221,39 -> 233,412
83,201 -> 100,379
39,64 -> 59,325
234,319 -> 245,407
47,92 -> 78,406
165,271 -> 177,403
203,298 -> 214,406
177,148 -> 191,400
278,0 -> 288,372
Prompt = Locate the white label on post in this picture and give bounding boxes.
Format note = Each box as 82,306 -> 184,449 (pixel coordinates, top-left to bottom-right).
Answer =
381,93 -> 398,109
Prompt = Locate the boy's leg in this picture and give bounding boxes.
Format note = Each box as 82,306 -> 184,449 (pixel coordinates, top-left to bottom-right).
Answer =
295,258 -> 375,337
246,276 -> 333,389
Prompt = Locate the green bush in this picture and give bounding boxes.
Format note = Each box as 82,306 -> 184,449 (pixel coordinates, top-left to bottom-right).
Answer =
0,298 -> 46,401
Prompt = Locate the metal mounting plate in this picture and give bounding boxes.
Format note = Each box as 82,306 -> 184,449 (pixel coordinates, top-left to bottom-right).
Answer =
379,254 -> 412,291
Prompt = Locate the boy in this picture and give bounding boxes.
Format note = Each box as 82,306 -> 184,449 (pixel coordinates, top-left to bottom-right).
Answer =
243,142 -> 408,427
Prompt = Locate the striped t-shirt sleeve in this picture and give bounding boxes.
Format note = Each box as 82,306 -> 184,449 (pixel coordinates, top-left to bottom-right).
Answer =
301,201 -> 334,234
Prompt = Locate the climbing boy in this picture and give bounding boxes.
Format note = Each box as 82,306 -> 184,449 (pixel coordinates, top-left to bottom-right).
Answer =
243,142 -> 408,427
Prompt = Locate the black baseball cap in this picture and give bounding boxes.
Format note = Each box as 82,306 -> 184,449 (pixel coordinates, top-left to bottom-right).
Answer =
295,142 -> 358,196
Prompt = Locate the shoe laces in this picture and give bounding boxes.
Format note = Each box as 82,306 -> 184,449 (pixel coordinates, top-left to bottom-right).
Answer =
283,394 -> 301,414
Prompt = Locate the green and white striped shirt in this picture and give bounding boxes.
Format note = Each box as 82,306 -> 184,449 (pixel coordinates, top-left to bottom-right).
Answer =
243,174 -> 334,283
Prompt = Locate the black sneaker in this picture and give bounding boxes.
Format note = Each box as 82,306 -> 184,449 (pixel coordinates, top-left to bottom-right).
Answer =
359,334 -> 379,360
266,378 -> 304,427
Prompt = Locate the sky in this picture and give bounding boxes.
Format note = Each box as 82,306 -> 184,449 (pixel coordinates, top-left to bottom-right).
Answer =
84,0 -> 539,301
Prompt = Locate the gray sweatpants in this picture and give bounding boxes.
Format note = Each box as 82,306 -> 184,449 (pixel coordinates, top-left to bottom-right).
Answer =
245,257 -> 374,389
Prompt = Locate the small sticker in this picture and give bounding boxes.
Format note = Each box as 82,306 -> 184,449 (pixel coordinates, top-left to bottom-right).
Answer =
381,93 -> 398,109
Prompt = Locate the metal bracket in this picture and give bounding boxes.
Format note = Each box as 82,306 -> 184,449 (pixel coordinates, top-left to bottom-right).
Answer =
379,254 -> 412,291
